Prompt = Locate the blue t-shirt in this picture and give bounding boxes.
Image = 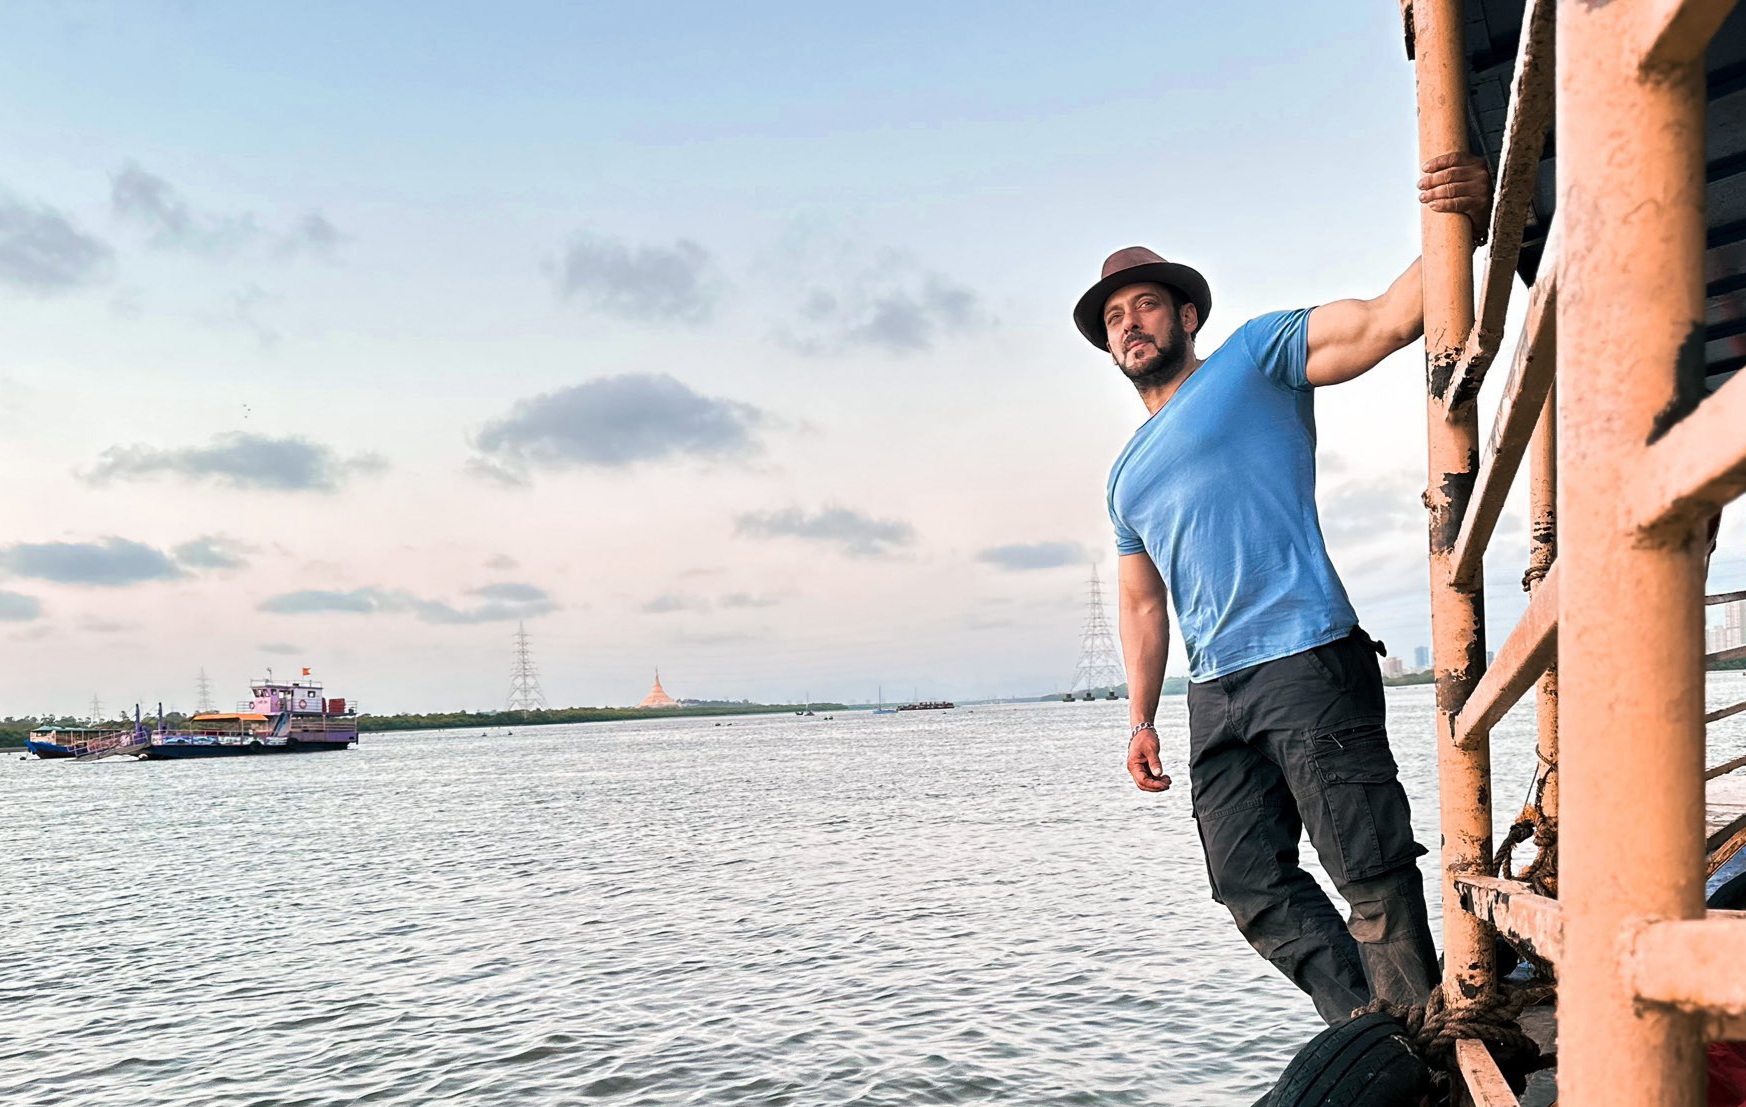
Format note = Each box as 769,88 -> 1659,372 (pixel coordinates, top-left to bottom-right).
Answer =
1107,308 -> 1357,681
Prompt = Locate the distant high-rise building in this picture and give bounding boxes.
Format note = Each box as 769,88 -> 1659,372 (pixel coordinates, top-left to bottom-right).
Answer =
1709,599 -> 1746,653
1413,645 -> 1431,671
1381,656 -> 1405,679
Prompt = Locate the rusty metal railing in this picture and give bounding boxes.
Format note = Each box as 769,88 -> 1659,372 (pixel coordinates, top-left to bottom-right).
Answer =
1408,0 -> 1746,1102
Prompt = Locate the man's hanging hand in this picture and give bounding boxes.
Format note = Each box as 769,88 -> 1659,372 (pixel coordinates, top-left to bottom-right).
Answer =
1126,725 -> 1171,793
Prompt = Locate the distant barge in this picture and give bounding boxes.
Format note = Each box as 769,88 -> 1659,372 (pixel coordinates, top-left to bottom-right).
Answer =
141,676 -> 357,759
895,701 -> 955,711
26,674 -> 358,760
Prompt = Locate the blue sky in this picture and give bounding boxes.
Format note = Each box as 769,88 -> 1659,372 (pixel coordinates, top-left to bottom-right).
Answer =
3,2 -> 1741,714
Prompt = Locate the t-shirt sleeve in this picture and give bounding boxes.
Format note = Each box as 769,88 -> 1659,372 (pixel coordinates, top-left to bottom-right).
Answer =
1113,517 -> 1144,556
1241,307 -> 1314,392
1109,483 -> 1145,556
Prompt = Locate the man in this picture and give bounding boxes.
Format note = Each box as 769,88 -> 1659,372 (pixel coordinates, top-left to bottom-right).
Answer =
1078,153 -> 1490,1026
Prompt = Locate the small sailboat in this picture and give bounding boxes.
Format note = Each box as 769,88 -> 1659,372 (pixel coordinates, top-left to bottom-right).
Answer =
872,684 -> 897,715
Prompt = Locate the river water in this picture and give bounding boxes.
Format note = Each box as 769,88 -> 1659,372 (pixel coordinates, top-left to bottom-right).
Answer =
6,680 -> 1746,1106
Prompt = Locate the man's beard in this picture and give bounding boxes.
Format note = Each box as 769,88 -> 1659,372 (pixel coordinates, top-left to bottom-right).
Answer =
1115,326 -> 1189,392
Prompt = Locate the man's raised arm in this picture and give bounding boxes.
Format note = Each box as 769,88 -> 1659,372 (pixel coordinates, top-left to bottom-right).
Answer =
1303,152 -> 1491,387
1118,551 -> 1172,793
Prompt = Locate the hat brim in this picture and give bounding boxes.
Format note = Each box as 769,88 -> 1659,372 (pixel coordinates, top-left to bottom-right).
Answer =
1073,261 -> 1212,351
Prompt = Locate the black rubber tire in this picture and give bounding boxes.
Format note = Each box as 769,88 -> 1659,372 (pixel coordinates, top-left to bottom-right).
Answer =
1266,1011 -> 1429,1107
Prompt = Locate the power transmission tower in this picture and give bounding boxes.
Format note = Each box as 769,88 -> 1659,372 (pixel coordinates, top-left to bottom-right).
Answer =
1069,565 -> 1127,695
195,668 -> 215,713
89,694 -> 102,723
507,621 -> 546,711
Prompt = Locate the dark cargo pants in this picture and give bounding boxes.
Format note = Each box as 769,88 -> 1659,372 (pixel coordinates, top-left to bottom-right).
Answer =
1186,629 -> 1439,1026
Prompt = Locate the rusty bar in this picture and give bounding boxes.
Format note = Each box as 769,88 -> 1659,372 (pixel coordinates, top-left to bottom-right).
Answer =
1710,811 -> 1746,856
1451,261 -> 1558,586
1443,0 -> 1557,412
1527,383 -> 1559,831
1627,915 -> 1746,1019
1632,371 -> 1746,541
1454,875 -> 1564,963
1638,0 -> 1741,72
1454,560 -> 1559,750
1456,1038 -> 1522,1107
1415,0 -> 1493,1011
1708,700 -> 1746,726
1709,590 -> 1746,605
1705,750 -> 1746,780
1556,0 -> 1711,1097
1709,819 -> 1746,878
1710,644 -> 1746,665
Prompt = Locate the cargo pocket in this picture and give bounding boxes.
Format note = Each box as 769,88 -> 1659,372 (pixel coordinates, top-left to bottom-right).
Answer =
1307,723 -> 1424,885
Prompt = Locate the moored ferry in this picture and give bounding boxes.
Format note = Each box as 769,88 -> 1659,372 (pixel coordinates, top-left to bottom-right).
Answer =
25,726 -> 131,759
140,674 -> 358,760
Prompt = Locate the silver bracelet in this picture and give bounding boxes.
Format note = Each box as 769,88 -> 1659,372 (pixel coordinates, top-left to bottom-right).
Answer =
1129,722 -> 1157,739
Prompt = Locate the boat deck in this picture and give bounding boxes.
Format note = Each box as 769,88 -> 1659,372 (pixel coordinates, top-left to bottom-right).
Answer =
1707,770 -> 1746,873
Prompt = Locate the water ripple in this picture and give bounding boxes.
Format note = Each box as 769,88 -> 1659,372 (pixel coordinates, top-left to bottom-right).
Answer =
6,683 -> 1743,1105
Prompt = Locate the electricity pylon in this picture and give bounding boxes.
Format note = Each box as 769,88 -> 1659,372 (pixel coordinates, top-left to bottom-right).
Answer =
507,622 -> 547,711
1069,565 -> 1126,695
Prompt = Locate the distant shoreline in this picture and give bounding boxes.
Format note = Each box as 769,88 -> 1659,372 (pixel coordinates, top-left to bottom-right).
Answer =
355,702 -> 855,734
8,663 -> 1742,749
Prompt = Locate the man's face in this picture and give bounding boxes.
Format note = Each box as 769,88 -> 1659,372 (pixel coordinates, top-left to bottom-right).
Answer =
1103,283 -> 1192,387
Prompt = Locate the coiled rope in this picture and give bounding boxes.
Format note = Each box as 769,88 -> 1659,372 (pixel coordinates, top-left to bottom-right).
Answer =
1354,983 -> 1555,1099
1491,765 -> 1559,898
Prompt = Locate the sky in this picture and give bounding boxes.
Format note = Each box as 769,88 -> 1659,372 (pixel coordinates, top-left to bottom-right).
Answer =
3,1 -> 1742,715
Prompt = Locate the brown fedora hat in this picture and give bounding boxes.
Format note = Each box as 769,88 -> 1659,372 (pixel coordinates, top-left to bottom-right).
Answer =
1073,246 -> 1212,350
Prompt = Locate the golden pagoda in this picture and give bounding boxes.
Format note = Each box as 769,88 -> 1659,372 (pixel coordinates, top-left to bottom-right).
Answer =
637,669 -> 678,708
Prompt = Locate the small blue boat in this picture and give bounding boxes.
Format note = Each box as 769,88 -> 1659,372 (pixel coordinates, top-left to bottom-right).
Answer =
25,726 -> 130,759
